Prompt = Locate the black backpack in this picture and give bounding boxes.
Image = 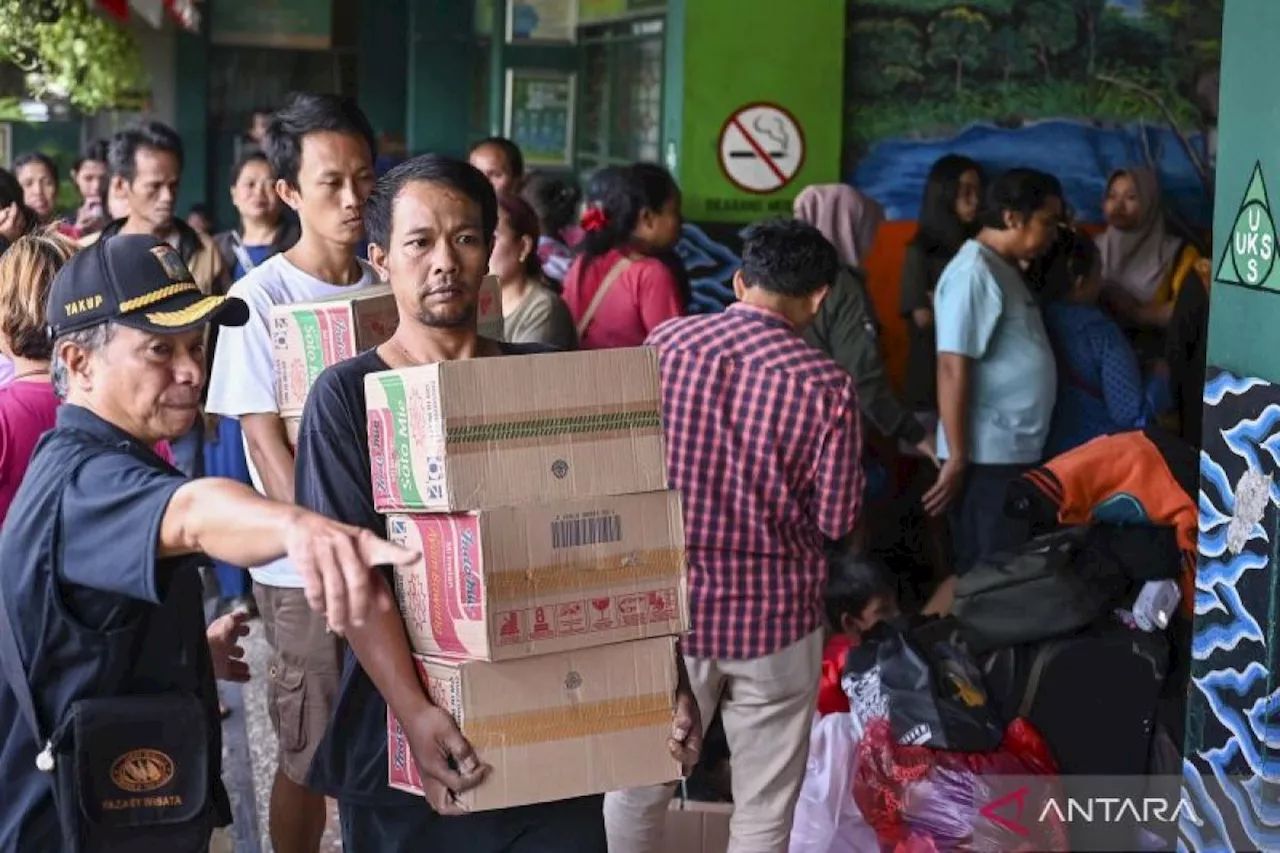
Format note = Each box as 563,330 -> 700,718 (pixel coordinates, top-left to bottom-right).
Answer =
952,526 -> 1180,654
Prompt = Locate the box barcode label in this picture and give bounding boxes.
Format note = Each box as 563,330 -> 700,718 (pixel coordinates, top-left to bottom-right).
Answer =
551,514 -> 623,549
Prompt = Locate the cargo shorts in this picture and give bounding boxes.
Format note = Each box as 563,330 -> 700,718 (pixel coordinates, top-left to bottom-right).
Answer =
253,583 -> 346,786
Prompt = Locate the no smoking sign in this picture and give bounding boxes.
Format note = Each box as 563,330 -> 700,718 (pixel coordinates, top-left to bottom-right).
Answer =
718,102 -> 805,195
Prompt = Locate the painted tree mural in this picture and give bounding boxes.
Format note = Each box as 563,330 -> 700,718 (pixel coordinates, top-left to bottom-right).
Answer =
846,0 -> 1224,154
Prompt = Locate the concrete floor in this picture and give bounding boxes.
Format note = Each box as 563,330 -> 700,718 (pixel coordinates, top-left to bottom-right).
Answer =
217,618 -> 343,852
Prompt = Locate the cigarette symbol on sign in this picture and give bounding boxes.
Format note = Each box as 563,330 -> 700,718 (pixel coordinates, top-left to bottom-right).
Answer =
729,115 -> 790,159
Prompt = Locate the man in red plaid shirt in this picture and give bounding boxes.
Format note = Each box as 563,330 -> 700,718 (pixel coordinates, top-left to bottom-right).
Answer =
605,219 -> 863,853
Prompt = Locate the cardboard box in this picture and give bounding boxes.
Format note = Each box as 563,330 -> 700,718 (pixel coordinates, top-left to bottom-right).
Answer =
270,277 -> 504,416
664,800 -> 732,853
365,347 -> 667,513
271,285 -> 398,416
387,491 -> 688,660
388,636 -> 680,811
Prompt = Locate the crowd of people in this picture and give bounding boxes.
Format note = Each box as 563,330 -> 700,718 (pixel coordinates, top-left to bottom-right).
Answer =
0,87 -> 1207,853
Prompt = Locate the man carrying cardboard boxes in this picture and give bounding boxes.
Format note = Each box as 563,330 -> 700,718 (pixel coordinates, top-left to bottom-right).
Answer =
292,155 -> 701,850
605,220 -> 864,853
205,93 -> 381,853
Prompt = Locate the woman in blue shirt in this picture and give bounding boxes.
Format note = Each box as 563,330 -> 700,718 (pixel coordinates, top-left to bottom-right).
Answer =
1032,227 -> 1151,457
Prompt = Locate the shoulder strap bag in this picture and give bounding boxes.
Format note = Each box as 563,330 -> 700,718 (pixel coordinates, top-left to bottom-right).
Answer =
576,255 -> 635,340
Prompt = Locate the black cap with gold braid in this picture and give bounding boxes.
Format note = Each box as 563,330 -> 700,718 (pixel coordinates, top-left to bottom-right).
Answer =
46,234 -> 249,338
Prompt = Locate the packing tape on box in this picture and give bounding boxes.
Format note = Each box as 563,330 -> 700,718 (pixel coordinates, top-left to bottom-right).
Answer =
486,548 -> 684,603
462,692 -> 672,750
445,409 -> 662,448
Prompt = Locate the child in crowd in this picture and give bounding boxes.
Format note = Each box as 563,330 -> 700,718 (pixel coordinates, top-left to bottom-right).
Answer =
818,553 -> 900,716
521,170 -> 581,286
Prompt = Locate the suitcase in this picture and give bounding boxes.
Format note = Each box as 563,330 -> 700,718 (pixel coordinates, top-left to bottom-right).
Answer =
982,622 -> 1171,850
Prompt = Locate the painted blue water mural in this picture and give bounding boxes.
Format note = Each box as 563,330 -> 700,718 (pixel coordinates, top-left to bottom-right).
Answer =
851,119 -> 1214,228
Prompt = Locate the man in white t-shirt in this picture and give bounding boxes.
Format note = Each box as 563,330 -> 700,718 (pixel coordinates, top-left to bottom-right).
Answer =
206,92 -> 378,853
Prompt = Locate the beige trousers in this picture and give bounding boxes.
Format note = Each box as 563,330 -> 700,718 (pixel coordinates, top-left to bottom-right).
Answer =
604,630 -> 823,853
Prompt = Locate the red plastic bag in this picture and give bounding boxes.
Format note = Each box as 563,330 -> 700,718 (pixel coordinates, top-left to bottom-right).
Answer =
853,717 -> 1069,852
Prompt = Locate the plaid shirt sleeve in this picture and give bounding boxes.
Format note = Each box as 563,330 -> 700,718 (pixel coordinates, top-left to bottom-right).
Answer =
811,380 -> 864,540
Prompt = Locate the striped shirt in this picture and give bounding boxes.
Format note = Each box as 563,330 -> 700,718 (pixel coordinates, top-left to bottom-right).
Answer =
647,302 -> 863,660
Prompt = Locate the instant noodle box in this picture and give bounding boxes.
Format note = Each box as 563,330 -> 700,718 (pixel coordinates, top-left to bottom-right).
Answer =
387,490 -> 688,661
364,347 -> 667,513
387,636 -> 680,811
271,277 -> 503,416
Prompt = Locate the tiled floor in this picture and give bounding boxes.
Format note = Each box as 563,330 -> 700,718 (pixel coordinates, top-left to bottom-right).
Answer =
220,618 -> 343,852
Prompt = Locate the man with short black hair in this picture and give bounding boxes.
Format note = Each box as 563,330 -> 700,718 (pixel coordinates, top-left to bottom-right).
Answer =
294,153 -> 700,850
99,120 -> 225,296
605,219 -> 863,853
205,90 -> 378,853
922,168 -> 1062,573
468,136 -> 525,196
0,234 -> 413,852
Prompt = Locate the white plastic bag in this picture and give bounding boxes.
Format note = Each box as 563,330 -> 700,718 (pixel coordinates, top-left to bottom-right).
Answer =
788,712 -> 878,853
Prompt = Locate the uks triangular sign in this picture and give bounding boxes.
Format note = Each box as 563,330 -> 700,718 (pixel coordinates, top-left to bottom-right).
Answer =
1216,161 -> 1278,289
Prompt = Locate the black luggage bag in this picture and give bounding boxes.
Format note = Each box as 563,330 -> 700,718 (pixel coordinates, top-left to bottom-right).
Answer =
982,622 -> 1171,850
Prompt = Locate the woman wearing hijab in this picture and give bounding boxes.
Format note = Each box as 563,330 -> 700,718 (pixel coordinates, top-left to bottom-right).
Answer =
1096,166 -> 1209,444
1096,167 -> 1204,330
794,185 -> 936,486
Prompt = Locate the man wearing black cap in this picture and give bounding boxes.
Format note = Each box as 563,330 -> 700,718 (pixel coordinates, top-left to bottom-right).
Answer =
0,234 -> 418,852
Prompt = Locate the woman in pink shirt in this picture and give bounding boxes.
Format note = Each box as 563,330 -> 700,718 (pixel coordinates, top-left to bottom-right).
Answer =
0,232 -> 77,522
562,163 -> 686,349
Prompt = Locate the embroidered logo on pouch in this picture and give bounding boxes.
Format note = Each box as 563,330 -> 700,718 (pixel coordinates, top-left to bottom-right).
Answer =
110,748 -> 175,793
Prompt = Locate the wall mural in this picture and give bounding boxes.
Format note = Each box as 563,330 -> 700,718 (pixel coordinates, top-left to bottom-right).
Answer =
1180,369 -> 1280,850
680,0 -> 1226,313
846,0 -> 1223,227
677,223 -> 742,314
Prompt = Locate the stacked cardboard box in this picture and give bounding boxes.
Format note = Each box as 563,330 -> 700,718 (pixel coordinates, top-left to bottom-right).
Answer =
369,347 -> 688,811
270,276 -> 504,419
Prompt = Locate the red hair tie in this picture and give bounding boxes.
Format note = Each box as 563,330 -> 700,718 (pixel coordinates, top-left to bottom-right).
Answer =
580,206 -> 608,233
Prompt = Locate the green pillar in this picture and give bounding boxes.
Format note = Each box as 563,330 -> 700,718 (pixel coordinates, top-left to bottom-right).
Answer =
173,15 -> 209,214
1184,2 -> 1280,849
663,0 -> 845,224
1205,2 -> 1280,378
358,0 -> 408,141
405,0 -> 476,157
487,0 -> 506,138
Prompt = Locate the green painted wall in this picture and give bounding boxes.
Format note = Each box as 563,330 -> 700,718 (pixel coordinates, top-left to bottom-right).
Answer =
1205,0 -> 1280,380
174,19 -> 210,216
406,0 -> 477,157
358,0 -> 409,141
668,0 -> 844,224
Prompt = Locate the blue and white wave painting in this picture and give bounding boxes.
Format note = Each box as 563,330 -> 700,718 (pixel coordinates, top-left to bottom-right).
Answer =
677,223 -> 741,315
1181,369 -> 1280,851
